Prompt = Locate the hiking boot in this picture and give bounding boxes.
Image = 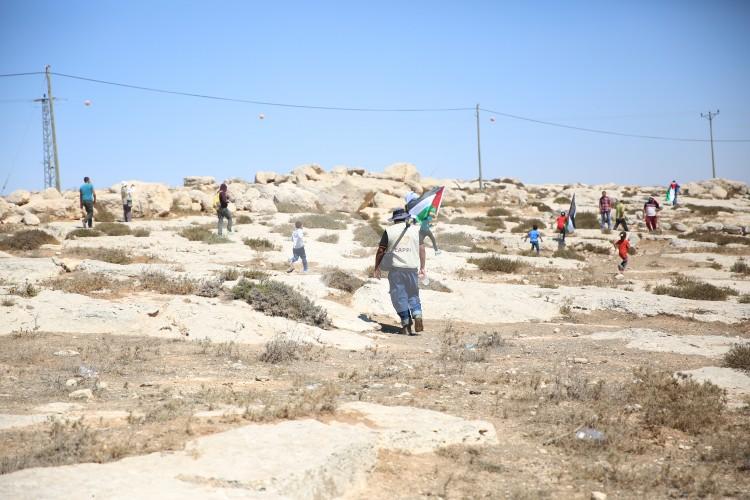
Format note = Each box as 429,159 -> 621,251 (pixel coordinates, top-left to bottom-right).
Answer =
399,324 -> 412,335
414,317 -> 424,333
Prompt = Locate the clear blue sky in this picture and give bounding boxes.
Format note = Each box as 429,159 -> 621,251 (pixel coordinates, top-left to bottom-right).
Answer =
1,0 -> 748,193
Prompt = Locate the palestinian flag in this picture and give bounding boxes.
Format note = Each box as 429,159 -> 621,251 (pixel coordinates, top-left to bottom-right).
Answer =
566,193 -> 577,233
665,186 -> 675,204
407,186 -> 445,223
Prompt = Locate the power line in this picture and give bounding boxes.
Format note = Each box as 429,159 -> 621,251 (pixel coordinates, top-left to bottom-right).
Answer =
0,72 -> 45,78
479,107 -> 750,143
50,72 -> 473,112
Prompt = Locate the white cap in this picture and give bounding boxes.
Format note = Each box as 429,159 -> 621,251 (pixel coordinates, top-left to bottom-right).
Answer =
404,191 -> 418,204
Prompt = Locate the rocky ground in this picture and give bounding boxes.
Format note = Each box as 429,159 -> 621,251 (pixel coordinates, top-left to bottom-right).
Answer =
0,165 -> 749,499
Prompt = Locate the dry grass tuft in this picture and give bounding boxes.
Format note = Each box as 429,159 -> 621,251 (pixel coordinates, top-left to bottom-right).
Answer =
722,344 -> 750,372
0,229 -> 58,251
685,204 -> 734,215
232,279 -> 331,328
553,248 -> 585,261
296,213 -> 348,230
449,216 -> 506,232
178,226 -> 228,244
653,276 -> 738,301
730,259 -> 750,275
243,237 -> 277,251
682,231 -> 749,246
486,207 -> 511,217
581,243 -> 610,255
44,272 -> 120,295
132,227 -> 150,237
630,368 -> 725,434
317,233 -> 340,243
66,247 -> 131,264
8,281 -> 39,298
468,255 -> 524,273
235,214 -> 253,224
258,336 -> 316,363
554,196 -> 571,204
66,228 -> 103,239
510,218 -> 546,234
93,205 -> 116,222
96,222 -> 131,236
138,270 -> 198,295
321,268 -> 365,293
573,212 -> 599,229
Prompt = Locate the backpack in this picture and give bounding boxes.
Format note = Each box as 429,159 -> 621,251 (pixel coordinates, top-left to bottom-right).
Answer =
212,192 -> 221,211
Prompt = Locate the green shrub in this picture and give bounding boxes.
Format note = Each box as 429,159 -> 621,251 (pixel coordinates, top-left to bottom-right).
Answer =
317,233 -> 340,243
95,222 -> 131,236
529,201 -> 552,213
486,207 -> 510,217
0,230 -> 58,251
232,279 -> 331,328
468,255 -> 524,273
554,196 -> 571,205
66,228 -> 103,239
259,336 -> 314,364
236,214 -> 253,224
653,276 -> 738,301
243,237 -> 276,251
739,295 -> 750,304
241,269 -> 270,280
321,269 -> 365,293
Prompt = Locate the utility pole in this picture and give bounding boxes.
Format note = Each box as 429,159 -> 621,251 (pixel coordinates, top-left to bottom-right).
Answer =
475,103 -> 483,190
46,65 -> 61,191
701,110 -> 719,179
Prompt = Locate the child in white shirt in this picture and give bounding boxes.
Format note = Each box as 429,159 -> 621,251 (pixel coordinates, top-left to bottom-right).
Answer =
287,221 -> 308,273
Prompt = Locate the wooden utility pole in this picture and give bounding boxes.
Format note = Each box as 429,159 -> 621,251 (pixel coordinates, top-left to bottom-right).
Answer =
45,65 -> 61,191
701,110 -> 719,179
475,103 -> 483,190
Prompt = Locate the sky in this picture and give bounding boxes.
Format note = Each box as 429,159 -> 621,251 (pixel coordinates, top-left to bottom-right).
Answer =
1,0 -> 749,193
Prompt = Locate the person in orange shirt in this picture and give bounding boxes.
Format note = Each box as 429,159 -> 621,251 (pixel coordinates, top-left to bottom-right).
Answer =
613,231 -> 630,271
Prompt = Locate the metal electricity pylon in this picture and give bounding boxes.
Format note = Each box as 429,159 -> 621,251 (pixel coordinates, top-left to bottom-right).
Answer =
33,66 -> 61,191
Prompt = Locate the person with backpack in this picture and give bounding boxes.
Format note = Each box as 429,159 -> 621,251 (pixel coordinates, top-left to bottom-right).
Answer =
215,183 -> 233,236
79,176 -> 96,228
120,182 -> 134,222
599,190 -> 612,230
613,231 -> 631,272
523,224 -> 543,255
373,208 -> 426,336
287,220 -> 308,273
643,196 -> 660,232
613,199 -> 628,231
555,211 -> 568,248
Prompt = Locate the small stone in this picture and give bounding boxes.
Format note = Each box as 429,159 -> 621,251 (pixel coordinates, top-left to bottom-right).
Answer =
255,376 -> 270,382
553,327 -> 560,334
573,357 -> 589,364
522,279 -> 530,285
231,362 -> 244,370
469,390 -> 481,395
571,332 -> 580,337
54,349 -> 80,357
95,381 -> 108,390
65,378 -> 78,388
624,403 -> 642,413
68,389 -> 93,400
591,492 -> 607,500
395,391 -> 412,398
455,381 -> 467,386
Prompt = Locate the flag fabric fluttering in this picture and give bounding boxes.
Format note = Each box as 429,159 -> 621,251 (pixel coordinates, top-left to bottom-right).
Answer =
665,186 -> 675,204
566,193 -> 577,233
407,186 -> 445,223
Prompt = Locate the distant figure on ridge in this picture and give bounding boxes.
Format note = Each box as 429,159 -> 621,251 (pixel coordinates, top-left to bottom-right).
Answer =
643,196 -> 661,232
523,224 -> 543,255
287,220 -> 308,273
613,198 -> 628,232
405,191 -> 440,255
120,182 -> 134,222
79,176 -> 96,228
667,180 -> 680,207
613,231 -> 630,272
599,190 -> 612,230
374,208 -> 426,336
555,211 -> 568,248
216,183 -> 233,236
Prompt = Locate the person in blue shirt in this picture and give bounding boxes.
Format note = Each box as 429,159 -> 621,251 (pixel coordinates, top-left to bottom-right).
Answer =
523,224 -> 543,255
79,176 -> 97,228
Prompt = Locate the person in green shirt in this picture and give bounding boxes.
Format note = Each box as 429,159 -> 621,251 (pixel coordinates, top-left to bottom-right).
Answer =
613,199 -> 628,232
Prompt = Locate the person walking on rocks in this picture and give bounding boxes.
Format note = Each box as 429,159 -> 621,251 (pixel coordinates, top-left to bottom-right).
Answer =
374,208 -> 426,336
216,183 -> 233,236
405,191 -> 440,255
599,190 -> 612,230
120,182 -> 134,222
79,176 -> 96,228
613,231 -> 630,272
613,199 -> 628,232
643,196 -> 660,232
555,211 -> 568,248
287,220 -> 308,273
523,224 -> 543,255
668,180 -> 680,206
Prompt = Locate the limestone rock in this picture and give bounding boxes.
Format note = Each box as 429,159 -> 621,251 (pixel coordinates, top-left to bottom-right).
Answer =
291,164 -> 325,183
68,389 -> 93,400
6,190 -> 30,205
255,171 -> 279,184
672,222 -> 688,233
0,198 -> 11,221
21,213 -> 40,226
709,185 -> 728,199
246,197 -> 277,214
700,222 -> 723,232
372,192 -> 403,209
25,197 -> 77,218
188,190 -> 212,211
383,163 -> 420,182
170,191 -> 192,211
723,224 -> 743,235
273,184 -> 319,212
183,176 -> 216,188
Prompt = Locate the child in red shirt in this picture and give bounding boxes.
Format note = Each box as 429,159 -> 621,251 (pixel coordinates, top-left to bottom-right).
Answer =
614,231 -> 630,271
